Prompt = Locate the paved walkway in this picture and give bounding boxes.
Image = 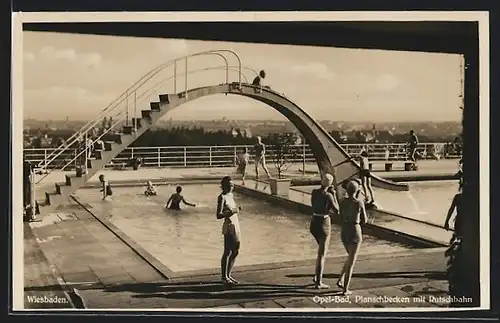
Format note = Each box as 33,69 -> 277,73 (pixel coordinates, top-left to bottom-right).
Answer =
35,159 -> 457,191
24,197 -> 453,309
24,159 -> 458,309
24,222 -> 74,309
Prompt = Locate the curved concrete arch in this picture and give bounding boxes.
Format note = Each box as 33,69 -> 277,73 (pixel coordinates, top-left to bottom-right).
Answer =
40,81 -> 408,215
156,83 -> 409,191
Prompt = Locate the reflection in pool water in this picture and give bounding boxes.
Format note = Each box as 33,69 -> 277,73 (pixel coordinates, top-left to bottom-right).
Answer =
75,184 -> 411,272
293,180 -> 458,227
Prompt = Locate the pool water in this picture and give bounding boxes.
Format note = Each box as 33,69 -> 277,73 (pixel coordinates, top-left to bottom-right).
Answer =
293,180 -> 459,227
75,184 -> 410,272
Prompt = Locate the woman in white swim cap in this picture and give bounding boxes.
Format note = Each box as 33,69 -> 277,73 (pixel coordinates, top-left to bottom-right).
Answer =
309,173 -> 339,289
337,180 -> 368,295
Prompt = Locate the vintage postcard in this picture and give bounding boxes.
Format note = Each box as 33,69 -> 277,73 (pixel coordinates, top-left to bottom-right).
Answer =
12,11 -> 490,313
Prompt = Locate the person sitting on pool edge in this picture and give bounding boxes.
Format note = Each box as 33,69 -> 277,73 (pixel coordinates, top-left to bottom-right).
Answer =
165,186 -> 196,210
144,181 -> 157,196
98,174 -> 113,200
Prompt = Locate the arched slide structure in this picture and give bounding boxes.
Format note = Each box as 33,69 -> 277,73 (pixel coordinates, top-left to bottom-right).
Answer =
40,82 -> 407,212
158,83 -> 409,191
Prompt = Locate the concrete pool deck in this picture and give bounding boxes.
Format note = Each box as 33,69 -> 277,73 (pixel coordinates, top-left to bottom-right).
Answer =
24,197 -> 453,309
23,159 -> 458,309
34,159 -> 458,194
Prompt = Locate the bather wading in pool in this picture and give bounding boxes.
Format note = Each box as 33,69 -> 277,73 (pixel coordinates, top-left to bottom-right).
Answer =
144,181 -> 157,196
310,173 -> 339,289
165,186 -> 196,210
216,176 -> 242,285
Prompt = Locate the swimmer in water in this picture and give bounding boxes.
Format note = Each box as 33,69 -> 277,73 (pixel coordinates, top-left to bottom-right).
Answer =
98,174 -> 113,200
310,173 -> 339,289
165,186 -> 196,210
337,180 -> 367,295
217,176 -> 242,285
144,181 -> 157,196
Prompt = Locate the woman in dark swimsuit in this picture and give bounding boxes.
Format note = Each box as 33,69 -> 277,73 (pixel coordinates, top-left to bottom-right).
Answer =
166,186 -> 196,210
310,173 -> 339,289
337,180 -> 367,295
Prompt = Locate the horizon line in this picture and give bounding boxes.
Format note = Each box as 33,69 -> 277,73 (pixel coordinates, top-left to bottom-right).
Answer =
23,118 -> 462,123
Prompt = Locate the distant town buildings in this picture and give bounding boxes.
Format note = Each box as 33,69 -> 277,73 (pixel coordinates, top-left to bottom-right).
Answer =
22,118 -> 462,149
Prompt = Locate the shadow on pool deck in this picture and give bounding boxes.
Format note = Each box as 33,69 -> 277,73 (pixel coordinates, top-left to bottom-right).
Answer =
107,281 -> 319,299
288,271 -> 447,280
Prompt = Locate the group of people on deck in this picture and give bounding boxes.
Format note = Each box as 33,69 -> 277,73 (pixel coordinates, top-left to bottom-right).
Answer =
234,135 -> 272,182
309,174 -> 367,294
215,173 -> 367,294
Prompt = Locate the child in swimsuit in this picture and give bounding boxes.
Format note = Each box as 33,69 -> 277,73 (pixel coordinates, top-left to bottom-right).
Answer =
166,186 -> 196,210
407,130 -> 419,163
144,181 -> 157,196
235,147 -> 250,181
359,150 -> 375,204
98,174 -> 113,200
216,176 -> 242,285
254,136 -> 271,179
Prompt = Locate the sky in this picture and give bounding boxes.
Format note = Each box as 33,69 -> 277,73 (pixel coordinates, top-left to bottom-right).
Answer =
23,31 -> 464,122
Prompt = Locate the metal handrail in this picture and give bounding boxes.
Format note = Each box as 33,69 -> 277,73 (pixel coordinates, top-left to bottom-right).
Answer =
60,113 -> 129,171
24,142 -> 460,152
26,143 -> 461,173
37,53 -> 193,168
33,50 -> 247,183
136,65 -> 256,104
35,110 -> 128,183
38,49 -> 242,171
34,142 -> 84,184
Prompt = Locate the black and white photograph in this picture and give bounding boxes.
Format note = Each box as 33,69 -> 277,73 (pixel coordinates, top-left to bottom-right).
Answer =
12,11 -> 490,312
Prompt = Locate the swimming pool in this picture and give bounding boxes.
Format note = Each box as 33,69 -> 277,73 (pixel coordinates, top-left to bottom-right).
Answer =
293,180 -> 459,227
74,184 -> 411,272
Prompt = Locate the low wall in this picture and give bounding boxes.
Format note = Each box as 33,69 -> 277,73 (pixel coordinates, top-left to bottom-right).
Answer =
292,173 -> 459,186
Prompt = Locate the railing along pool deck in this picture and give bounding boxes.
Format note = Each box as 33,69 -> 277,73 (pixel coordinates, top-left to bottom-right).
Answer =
24,142 -> 461,170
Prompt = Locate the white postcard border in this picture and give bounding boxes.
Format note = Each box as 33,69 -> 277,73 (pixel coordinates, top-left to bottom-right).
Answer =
11,10 -> 490,312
